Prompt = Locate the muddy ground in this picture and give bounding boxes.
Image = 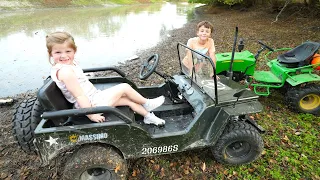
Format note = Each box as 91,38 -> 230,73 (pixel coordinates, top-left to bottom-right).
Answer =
1,5 -> 320,179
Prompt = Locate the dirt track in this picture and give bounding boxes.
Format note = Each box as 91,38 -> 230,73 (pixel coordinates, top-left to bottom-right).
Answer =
1,5 -> 320,179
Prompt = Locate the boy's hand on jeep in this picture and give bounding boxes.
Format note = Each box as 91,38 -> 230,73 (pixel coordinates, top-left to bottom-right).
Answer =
88,114 -> 105,123
210,73 -> 220,80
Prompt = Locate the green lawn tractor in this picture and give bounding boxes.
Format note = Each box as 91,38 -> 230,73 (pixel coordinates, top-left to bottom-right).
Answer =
215,27 -> 320,115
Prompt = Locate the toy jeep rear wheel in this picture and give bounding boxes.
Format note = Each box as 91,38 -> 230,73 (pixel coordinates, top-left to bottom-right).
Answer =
63,145 -> 127,180
212,121 -> 264,165
285,84 -> 320,115
12,97 -> 43,154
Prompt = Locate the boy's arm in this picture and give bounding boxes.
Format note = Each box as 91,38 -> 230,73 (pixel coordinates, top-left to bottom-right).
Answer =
58,67 -> 105,123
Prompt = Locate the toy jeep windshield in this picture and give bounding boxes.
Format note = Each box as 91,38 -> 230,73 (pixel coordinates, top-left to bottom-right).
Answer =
13,43 -> 265,180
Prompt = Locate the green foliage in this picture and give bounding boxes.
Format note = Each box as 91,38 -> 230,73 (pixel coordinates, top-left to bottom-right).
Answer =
188,0 -> 214,5
72,0 -> 134,5
218,0 -> 243,5
167,0 -> 188,2
189,0 -> 320,7
188,0 -> 255,6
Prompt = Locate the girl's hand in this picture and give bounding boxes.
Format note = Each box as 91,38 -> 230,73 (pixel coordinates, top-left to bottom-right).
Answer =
88,114 -> 105,123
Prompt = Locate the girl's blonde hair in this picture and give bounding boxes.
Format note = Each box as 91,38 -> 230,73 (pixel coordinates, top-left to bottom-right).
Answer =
46,32 -> 77,64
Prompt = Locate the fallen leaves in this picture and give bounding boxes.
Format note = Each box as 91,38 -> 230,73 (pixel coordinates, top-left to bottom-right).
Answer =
282,135 -> 290,142
160,167 -> 165,178
294,131 -> 301,136
0,173 -> 8,179
261,150 -> 267,155
115,164 -> 121,173
248,168 -> 255,173
131,169 -> 138,177
269,159 -> 277,164
153,164 -> 160,171
183,168 -> 189,175
201,162 -> 206,172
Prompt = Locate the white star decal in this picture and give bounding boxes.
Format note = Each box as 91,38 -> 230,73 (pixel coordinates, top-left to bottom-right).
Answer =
45,136 -> 59,146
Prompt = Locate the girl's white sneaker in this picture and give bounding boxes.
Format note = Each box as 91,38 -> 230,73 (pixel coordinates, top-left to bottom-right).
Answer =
143,96 -> 165,112
143,112 -> 165,126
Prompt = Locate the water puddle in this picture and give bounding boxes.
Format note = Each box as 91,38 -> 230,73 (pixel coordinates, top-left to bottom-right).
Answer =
0,2 -> 199,97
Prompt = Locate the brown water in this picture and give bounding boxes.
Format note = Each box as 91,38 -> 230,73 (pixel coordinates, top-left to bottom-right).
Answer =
0,2 -> 199,98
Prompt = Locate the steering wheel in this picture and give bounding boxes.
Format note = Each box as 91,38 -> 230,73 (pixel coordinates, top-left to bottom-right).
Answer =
258,40 -> 274,51
139,54 -> 159,80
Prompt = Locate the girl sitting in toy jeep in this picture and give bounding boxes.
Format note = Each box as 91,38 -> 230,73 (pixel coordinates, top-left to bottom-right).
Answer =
46,32 -> 166,126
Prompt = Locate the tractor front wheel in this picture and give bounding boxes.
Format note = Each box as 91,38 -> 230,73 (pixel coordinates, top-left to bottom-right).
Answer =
285,84 -> 320,115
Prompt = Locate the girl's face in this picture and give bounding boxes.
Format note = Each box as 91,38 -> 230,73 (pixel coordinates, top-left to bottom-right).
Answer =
197,25 -> 211,41
51,41 -> 76,65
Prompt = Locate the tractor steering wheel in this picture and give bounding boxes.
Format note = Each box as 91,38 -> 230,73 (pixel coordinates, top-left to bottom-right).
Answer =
139,54 -> 159,80
258,40 -> 274,51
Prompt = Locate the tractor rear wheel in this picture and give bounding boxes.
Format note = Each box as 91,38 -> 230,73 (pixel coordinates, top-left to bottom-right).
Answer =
285,84 -> 320,115
12,97 -> 43,154
212,121 -> 264,165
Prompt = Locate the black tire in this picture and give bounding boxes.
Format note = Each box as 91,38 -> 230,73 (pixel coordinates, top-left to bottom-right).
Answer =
63,145 -> 127,180
285,84 -> 320,115
12,97 -> 43,154
212,121 -> 264,165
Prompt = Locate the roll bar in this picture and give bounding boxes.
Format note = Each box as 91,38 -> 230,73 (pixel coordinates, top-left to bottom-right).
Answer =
42,106 -> 133,124
83,67 -> 126,77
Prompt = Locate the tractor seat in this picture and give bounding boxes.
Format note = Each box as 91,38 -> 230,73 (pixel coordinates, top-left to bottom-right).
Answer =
277,41 -> 320,68
37,79 -> 134,126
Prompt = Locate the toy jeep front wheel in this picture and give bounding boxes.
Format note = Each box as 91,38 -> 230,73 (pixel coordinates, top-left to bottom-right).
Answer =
12,97 -> 43,154
285,84 -> 320,115
63,145 -> 127,180
212,121 -> 264,165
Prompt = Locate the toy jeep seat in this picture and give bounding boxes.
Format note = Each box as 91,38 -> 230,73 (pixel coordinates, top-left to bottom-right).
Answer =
37,79 -> 134,126
277,41 -> 320,68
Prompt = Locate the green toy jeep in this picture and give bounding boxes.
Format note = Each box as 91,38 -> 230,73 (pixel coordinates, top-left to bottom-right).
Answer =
12,43 -> 265,180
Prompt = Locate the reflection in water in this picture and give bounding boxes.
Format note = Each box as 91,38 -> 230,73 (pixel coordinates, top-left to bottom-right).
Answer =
0,2 -> 198,97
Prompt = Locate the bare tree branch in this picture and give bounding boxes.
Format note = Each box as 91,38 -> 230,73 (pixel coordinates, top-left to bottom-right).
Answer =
272,0 -> 292,24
